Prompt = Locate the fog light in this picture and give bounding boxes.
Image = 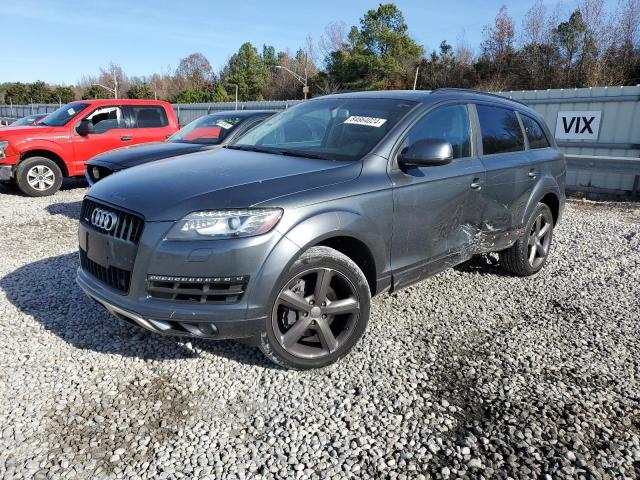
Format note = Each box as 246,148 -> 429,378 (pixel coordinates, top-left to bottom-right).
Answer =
92,167 -> 100,179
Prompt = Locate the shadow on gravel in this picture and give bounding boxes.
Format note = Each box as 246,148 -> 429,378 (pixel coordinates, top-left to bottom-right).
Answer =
0,177 -> 87,197
453,254 -> 512,277
46,200 -> 82,220
0,252 -> 275,368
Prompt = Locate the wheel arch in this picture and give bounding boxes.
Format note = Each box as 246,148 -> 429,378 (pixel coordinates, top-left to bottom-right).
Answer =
521,177 -> 563,227
20,149 -> 69,177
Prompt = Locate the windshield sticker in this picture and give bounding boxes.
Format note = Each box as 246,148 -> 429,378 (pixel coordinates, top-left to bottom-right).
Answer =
216,120 -> 233,129
344,115 -> 387,128
67,108 -> 76,116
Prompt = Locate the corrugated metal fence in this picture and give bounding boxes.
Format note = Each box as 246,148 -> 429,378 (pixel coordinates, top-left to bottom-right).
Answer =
1,87 -> 638,198
496,86 -> 640,198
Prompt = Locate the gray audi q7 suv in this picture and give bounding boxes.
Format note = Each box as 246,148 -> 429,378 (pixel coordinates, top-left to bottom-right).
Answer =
77,89 -> 565,369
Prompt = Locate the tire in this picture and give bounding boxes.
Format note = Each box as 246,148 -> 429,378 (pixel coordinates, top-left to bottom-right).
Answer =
259,246 -> 371,369
15,157 -> 63,197
499,203 -> 554,276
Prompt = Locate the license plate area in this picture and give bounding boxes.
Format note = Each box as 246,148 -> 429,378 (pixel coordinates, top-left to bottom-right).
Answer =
79,224 -> 137,271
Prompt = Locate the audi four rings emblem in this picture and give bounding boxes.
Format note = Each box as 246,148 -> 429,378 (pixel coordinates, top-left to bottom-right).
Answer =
91,208 -> 118,232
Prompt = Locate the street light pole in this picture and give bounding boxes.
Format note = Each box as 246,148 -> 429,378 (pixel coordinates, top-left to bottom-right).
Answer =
92,83 -> 116,99
274,64 -> 309,100
413,66 -> 419,90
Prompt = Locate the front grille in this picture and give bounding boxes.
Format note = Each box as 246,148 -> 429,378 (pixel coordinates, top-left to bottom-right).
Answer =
80,249 -> 131,293
81,198 -> 144,245
147,275 -> 248,304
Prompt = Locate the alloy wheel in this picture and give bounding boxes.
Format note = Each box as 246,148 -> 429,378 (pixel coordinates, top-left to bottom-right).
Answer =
27,165 -> 55,191
527,214 -> 552,269
271,267 -> 360,359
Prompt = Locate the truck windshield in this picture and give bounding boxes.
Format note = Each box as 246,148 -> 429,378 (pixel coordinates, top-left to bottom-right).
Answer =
40,102 -> 89,127
232,97 -> 416,161
169,114 -> 243,145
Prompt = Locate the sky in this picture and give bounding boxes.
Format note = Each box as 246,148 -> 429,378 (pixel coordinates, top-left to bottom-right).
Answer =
0,0 -> 605,85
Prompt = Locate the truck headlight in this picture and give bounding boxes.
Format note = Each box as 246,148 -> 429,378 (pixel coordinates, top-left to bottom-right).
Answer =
0,141 -> 8,159
165,209 -> 283,240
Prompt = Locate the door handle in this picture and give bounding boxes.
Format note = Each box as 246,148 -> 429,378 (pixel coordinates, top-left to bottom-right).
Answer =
120,136 -> 132,142
470,179 -> 482,190
528,169 -> 538,178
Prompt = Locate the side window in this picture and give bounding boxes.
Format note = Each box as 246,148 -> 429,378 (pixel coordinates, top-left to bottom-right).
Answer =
521,114 -> 550,149
86,106 -> 125,134
476,105 -> 524,155
131,106 -> 169,128
400,104 -> 471,159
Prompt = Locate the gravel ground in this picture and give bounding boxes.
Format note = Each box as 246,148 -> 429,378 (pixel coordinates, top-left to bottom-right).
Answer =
0,182 -> 639,480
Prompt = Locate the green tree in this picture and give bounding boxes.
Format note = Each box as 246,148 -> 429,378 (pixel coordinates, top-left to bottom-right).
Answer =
127,82 -> 155,99
326,3 -> 423,90
212,83 -> 229,102
222,42 -> 267,101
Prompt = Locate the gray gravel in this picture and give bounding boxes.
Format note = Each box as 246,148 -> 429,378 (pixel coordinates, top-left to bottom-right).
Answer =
0,183 -> 639,479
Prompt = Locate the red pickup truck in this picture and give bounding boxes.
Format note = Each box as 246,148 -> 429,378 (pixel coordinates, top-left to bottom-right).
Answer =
0,99 -> 178,196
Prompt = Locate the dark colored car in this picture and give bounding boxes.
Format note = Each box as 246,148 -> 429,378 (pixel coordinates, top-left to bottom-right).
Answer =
85,110 -> 275,185
77,89 -> 565,369
10,113 -> 47,126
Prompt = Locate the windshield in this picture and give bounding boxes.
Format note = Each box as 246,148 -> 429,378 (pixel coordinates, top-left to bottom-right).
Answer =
11,114 -> 44,126
169,114 -> 244,145
40,102 -> 89,127
233,97 -> 416,161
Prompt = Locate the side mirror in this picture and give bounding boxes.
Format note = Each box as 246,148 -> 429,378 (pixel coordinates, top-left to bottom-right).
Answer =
76,119 -> 94,136
398,138 -> 453,168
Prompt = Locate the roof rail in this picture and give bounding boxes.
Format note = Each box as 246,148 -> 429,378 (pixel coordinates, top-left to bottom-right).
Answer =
432,88 -> 529,107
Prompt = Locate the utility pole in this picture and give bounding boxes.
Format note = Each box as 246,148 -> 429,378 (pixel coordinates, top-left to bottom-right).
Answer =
413,66 -> 419,90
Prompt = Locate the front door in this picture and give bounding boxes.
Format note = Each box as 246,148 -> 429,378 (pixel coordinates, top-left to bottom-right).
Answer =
71,105 -> 131,175
390,103 -> 485,290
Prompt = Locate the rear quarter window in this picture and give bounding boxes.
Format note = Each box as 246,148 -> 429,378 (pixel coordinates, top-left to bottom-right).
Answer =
476,105 -> 525,155
131,106 -> 169,128
521,114 -> 550,149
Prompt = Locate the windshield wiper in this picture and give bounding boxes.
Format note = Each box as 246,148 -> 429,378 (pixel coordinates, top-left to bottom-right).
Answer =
276,149 -> 329,160
225,144 -> 275,154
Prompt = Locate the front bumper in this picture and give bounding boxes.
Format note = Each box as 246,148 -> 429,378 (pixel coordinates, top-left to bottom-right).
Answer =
76,213 -> 301,341
0,165 -> 12,181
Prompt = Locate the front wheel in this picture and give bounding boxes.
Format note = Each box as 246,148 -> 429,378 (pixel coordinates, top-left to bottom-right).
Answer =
16,157 -> 63,197
499,202 -> 554,276
259,246 -> 371,369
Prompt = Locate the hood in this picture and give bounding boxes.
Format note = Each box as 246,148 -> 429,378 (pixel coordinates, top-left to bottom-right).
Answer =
0,125 -> 58,138
88,142 -> 209,170
88,148 -> 362,221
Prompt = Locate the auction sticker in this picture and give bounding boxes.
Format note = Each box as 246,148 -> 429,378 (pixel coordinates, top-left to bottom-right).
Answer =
344,116 -> 387,127
216,120 -> 233,129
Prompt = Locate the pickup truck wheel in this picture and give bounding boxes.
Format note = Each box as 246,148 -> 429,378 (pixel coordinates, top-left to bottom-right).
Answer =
16,157 -> 63,197
259,246 -> 371,370
499,203 -> 554,276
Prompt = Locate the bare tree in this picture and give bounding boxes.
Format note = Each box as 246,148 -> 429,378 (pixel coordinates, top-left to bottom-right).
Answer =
175,53 -> 214,90
98,62 -> 127,99
319,21 -> 349,60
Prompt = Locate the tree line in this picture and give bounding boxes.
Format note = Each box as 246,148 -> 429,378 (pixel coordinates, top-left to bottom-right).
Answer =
2,0 -> 640,105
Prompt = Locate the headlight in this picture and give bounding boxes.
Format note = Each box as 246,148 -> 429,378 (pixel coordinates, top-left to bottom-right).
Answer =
0,141 -> 8,159
165,208 -> 283,240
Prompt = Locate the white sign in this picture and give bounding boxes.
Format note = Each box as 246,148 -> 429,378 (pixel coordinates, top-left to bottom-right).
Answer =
555,111 -> 602,140
343,116 -> 387,128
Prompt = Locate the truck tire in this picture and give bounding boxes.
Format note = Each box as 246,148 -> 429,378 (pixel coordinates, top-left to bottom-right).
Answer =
259,246 -> 371,369
499,202 -> 554,276
15,157 -> 63,197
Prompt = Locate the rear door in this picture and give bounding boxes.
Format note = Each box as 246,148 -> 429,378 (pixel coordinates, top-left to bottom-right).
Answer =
475,104 -> 532,232
125,105 -> 173,145
389,103 -> 486,289
71,105 -> 130,175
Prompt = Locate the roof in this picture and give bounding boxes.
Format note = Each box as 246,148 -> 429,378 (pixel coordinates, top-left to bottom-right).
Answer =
73,99 -> 172,106
321,88 -> 534,112
204,109 -> 277,118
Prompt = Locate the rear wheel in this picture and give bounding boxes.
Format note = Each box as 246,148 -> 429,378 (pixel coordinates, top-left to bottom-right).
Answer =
259,246 -> 371,369
16,157 -> 63,197
499,203 -> 554,276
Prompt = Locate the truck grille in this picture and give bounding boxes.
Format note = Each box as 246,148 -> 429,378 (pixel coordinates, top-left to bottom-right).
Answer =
80,249 -> 131,294
147,275 -> 248,304
81,198 -> 144,245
